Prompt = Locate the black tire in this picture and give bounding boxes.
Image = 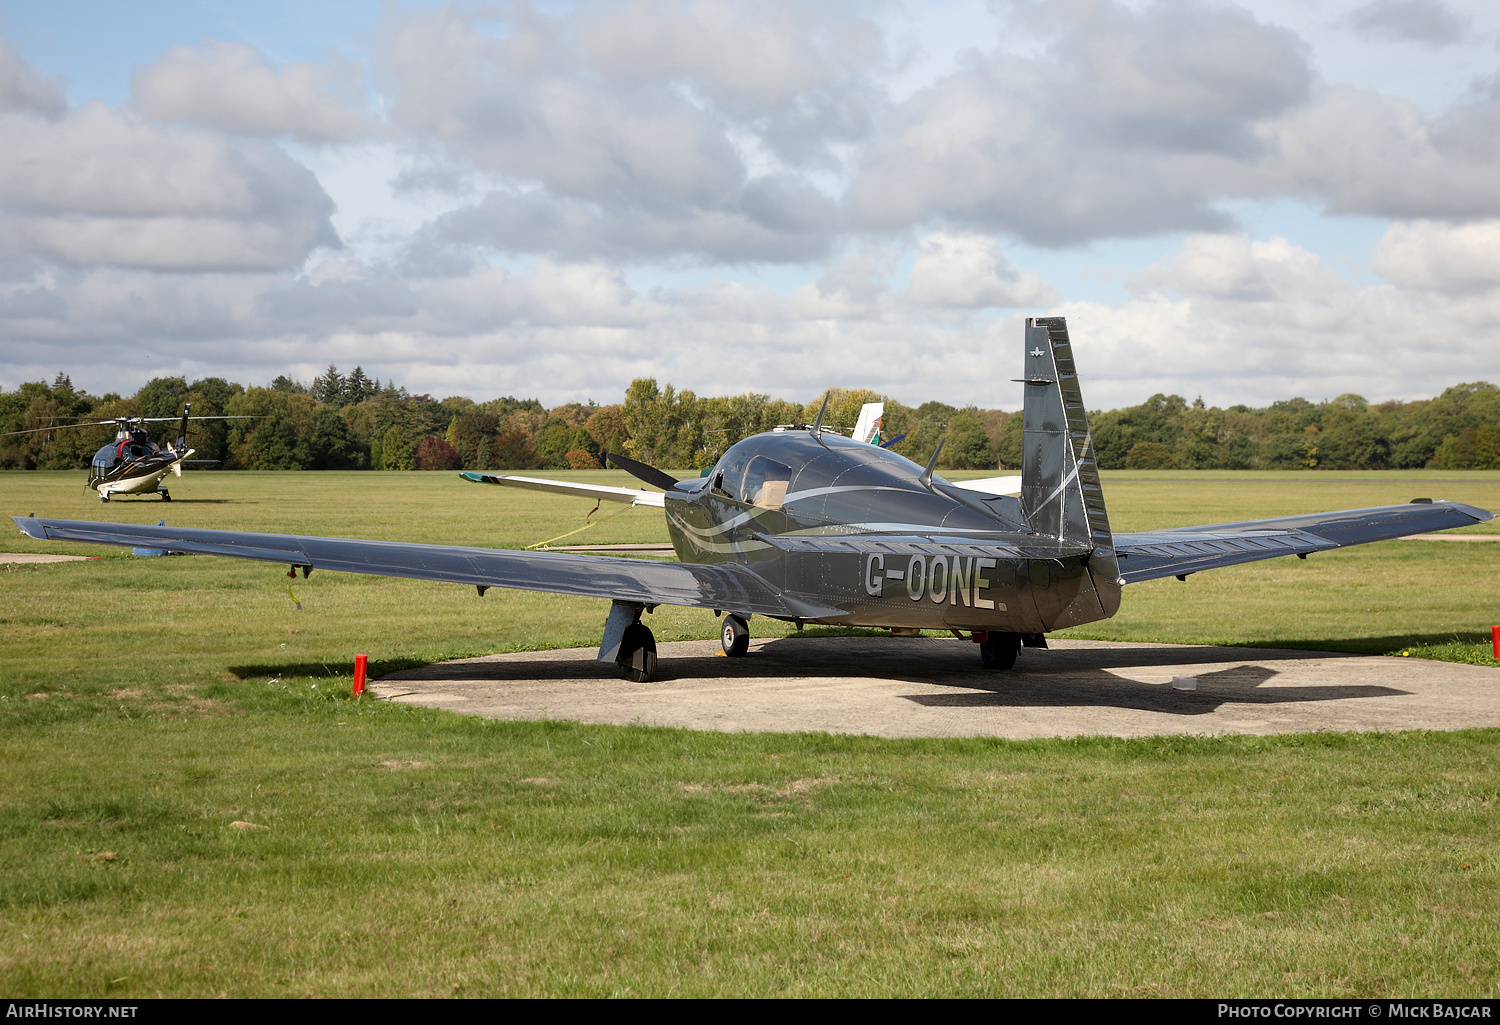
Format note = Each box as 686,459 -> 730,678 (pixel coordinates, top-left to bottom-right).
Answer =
99,495 -> 109,504
980,632 -> 1020,671
161,491 -> 172,501
720,614 -> 750,657
616,622 -> 658,682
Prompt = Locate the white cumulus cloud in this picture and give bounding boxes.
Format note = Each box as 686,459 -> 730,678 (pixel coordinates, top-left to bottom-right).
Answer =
133,40 -> 371,142
1372,220 -> 1500,294
907,234 -> 1057,308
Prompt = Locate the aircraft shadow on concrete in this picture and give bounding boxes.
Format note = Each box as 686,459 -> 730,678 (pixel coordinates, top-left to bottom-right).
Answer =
377,637 -> 1410,717
897,667 -> 1406,716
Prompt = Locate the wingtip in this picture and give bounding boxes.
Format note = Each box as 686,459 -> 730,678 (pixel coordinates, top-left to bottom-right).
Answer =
12,515 -> 45,540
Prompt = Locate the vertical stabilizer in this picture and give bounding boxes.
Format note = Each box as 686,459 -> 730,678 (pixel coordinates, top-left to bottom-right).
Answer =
852,402 -> 884,445
1020,317 -> 1121,619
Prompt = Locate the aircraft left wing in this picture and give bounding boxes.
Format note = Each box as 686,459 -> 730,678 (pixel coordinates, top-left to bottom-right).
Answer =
1113,499 -> 1494,583
10,517 -> 845,620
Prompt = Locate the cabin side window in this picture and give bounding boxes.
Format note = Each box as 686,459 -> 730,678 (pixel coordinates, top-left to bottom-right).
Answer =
92,445 -> 117,470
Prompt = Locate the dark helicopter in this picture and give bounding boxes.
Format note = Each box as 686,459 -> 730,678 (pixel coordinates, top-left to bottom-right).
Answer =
2,405 -> 255,502
11,317 -> 1496,682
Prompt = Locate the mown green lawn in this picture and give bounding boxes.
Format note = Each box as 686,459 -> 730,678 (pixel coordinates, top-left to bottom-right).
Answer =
1,469 -> 1497,996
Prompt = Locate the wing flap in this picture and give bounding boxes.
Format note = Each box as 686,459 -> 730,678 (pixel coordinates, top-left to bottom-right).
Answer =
12,517 -> 840,619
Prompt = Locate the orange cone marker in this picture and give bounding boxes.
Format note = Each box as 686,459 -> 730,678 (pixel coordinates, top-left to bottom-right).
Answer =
353,653 -> 368,697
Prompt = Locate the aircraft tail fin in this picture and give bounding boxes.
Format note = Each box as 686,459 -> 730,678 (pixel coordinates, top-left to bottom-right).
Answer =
852,402 -> 884,445
1020,317 -> 1121,619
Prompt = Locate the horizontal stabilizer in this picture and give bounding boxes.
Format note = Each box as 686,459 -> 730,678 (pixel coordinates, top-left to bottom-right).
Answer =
1115,500 -> 1495,583
461,472 -> 665,507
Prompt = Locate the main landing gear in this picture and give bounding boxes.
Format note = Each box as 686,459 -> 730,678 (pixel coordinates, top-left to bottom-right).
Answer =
599,600 -> 658,682
158,488 -> 171,501
979,632 -> 1020,670
617,623 -> 657,682
975,632 -> 1046,670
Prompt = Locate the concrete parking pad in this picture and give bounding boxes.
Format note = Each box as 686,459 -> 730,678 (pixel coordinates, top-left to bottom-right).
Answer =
372,636 -> 1500,739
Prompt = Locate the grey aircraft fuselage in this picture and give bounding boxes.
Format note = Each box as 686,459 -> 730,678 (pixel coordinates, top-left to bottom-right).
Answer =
664,430 -> 1112,635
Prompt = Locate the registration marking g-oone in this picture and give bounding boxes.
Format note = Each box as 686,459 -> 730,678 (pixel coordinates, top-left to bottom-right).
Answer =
863,552 -> 1003,610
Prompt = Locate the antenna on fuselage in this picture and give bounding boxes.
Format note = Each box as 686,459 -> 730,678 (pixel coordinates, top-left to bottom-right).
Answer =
920,437 -> 945,488
810,393 -> 830,437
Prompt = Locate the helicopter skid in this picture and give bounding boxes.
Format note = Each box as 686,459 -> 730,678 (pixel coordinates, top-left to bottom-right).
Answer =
96,471 -> 172,500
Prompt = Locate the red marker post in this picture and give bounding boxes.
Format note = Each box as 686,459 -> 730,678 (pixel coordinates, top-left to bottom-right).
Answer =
353,654 -> 368,697
1492,626 -> 1499,664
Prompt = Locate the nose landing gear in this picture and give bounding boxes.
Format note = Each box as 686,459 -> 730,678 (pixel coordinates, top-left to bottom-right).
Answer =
720,614 -> 749,656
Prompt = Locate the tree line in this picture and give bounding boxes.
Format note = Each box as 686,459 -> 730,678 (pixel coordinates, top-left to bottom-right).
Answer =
3,366 -> 1498,473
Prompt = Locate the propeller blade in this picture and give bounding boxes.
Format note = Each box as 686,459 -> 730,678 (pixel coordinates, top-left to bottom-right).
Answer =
604,452 -> 681,492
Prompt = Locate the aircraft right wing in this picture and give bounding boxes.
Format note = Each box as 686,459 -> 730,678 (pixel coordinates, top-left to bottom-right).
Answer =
11,517 -> 845,620
1113,499 -> 1494,583
460,471 -> 666,507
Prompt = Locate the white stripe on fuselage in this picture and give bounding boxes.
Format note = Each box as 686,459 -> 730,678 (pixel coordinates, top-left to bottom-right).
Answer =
670,486 -> 910,537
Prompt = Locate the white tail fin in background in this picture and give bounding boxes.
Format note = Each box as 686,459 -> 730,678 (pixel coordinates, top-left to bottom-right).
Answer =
852,402 -> 884,445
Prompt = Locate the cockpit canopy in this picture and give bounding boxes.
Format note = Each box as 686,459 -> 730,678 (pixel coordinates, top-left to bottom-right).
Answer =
713,430 -> 928,503
706,429 -> 1026,532
94,435 -> 156,469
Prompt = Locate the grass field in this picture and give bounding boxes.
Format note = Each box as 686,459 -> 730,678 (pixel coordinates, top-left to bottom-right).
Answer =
1,468 -> 1498,996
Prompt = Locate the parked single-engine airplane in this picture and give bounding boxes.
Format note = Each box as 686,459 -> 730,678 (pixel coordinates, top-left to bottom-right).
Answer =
12,318 -> 1495,681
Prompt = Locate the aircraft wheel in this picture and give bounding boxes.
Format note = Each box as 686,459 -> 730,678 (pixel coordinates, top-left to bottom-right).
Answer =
720,614 -> 750,657
160,490 -> 172,502
99,495 -> 109,504
980,632 -> 1020,671
616,623 -> 658,683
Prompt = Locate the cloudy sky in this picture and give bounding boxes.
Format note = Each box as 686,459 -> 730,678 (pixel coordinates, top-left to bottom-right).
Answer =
1,0 -> 1498,410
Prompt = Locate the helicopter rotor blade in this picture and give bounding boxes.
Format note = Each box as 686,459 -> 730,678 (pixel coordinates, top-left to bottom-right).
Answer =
0,421 -> 119,438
